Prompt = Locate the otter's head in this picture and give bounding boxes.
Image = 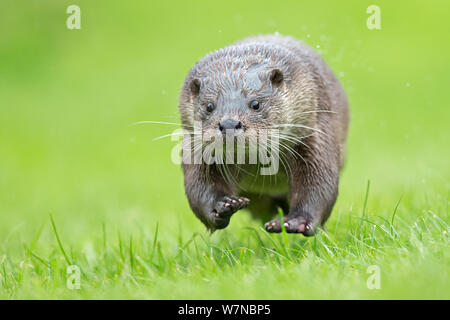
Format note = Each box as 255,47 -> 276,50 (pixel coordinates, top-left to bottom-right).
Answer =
180,51 -> 290,149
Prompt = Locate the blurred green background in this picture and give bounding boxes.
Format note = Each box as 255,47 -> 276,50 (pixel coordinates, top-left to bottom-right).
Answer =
0,0 -> 449,299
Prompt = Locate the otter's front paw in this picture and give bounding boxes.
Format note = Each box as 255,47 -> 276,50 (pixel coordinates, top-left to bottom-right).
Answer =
210,196 -> 250,229
264,214 -> 316,236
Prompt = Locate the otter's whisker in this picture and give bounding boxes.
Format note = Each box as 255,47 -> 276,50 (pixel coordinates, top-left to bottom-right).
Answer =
132,120 -> 194,128
280,142 -> 308,168
297,109 -> 337,115
271,123 -> 329,138
277,133 -> 311,150
152,132 -> 187,141
278,148 -> 293,181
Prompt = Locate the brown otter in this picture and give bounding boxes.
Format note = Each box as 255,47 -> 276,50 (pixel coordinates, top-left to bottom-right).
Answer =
178,34 -> 349,236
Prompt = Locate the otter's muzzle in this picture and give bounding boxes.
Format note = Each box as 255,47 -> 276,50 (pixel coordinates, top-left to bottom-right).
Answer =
218,118 -> 244,134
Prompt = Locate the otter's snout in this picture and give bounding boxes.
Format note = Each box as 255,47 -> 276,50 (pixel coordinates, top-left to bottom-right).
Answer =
218,118 -> 244,134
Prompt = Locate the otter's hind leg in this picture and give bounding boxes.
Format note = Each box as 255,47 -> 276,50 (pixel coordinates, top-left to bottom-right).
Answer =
241,193 -> 289,223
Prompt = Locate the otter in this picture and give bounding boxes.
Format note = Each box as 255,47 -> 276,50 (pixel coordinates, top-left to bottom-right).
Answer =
178,34 -> 349,236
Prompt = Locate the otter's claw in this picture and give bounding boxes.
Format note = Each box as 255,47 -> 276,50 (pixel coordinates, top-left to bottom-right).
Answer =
210,196 -> 250,229
264,215 -> 315,236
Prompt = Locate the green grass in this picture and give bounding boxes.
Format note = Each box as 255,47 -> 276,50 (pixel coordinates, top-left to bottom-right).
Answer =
0,0 -> 449,299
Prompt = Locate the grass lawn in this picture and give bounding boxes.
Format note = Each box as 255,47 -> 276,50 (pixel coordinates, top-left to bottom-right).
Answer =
0,1 -> 449,299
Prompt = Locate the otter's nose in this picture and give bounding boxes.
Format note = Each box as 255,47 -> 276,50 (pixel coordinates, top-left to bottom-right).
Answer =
218,118 -> 243,133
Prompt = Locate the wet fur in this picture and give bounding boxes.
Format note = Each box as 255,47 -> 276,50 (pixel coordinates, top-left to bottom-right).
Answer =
179,34 -> 349,235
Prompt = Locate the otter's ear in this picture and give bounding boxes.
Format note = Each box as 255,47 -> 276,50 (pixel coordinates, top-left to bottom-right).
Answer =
270,69 -> 283,87
189,78 -> 201,96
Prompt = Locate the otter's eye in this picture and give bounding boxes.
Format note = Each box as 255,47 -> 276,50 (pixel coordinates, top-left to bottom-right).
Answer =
206,103 -> 215,112
249,100 -> 260,111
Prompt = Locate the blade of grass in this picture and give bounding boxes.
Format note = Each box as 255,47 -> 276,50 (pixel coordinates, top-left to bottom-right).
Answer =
150,222 -> 159,261
49,214 -> 72,265
363,180 -> 371,217
391,192 -> 403,225
24,222 -> 45,258
118,231 -> 124,260
278,207 -> 292,260
357,180 -> 371,236
129,236 -> 135,271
